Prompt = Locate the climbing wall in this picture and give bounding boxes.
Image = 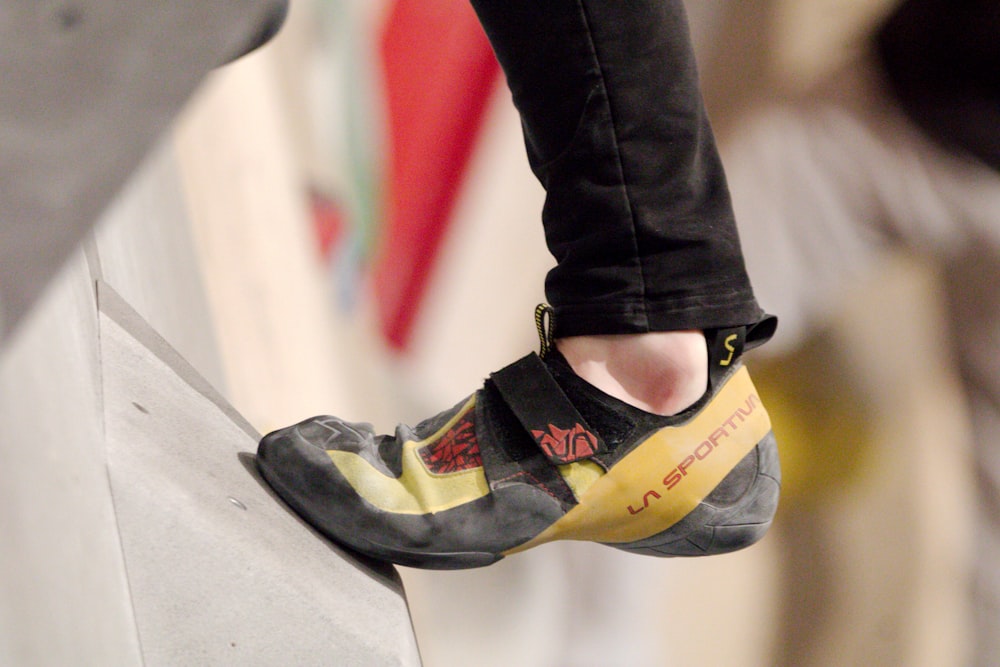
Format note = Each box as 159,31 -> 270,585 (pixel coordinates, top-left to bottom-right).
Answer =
0,3 -> 420,664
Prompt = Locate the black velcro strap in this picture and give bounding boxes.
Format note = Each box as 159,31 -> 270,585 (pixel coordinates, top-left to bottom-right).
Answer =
490,353 -> 606,465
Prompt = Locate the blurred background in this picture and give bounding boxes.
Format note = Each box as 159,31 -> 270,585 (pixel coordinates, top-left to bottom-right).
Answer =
3,0 -> 997,664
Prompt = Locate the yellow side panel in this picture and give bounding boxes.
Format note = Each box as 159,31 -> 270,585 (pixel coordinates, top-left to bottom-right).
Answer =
327,396 -> 490,515
509,366 -> 771,551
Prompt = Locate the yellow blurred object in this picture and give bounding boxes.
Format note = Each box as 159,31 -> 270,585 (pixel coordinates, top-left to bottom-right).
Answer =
747,330 -> 875,510
771,0 -> 899,90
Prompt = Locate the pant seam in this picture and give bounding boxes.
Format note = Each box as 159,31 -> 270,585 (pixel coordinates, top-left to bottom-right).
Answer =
576,0 -> 650,330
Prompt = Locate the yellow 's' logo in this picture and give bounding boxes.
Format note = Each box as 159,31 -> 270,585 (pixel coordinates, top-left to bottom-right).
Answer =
719,333 -> 738,366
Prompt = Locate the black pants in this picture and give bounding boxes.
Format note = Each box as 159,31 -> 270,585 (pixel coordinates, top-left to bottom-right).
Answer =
469,0 -> 764,337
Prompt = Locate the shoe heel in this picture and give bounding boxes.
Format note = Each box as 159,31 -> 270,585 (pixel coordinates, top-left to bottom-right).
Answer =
609,432 -> 780,557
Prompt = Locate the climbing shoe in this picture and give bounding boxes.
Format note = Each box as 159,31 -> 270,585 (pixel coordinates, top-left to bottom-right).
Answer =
256,306 -> 780,570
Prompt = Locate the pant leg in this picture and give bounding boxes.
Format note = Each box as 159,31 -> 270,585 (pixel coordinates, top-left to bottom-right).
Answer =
467,0 -> 764,337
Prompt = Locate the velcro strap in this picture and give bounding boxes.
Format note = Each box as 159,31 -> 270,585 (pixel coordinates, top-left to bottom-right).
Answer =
490,353 -> 606,465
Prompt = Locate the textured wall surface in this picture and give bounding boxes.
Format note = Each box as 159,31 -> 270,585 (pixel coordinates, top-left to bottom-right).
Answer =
0,0 -> 279,341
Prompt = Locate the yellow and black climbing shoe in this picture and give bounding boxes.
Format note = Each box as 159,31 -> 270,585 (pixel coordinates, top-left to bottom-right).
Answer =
256,309 -> 780,570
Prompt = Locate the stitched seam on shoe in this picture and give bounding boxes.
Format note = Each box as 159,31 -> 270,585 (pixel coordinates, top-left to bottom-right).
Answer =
494,470 -> 562,502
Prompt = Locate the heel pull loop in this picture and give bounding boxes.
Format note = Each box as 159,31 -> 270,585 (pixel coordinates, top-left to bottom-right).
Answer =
704,315 -> 777,389
706,326 -> 746,391
534,304 -> 556,357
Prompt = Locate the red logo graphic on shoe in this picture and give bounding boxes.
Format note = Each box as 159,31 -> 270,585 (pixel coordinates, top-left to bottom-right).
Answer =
420,411 -> 483,474
531,423 -> 599,464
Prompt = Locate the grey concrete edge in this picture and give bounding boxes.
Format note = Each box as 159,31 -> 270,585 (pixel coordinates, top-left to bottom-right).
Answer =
96,279 -> 259,441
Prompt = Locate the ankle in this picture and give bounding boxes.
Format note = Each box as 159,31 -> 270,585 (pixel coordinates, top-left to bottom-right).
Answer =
555,330 -> 708,416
